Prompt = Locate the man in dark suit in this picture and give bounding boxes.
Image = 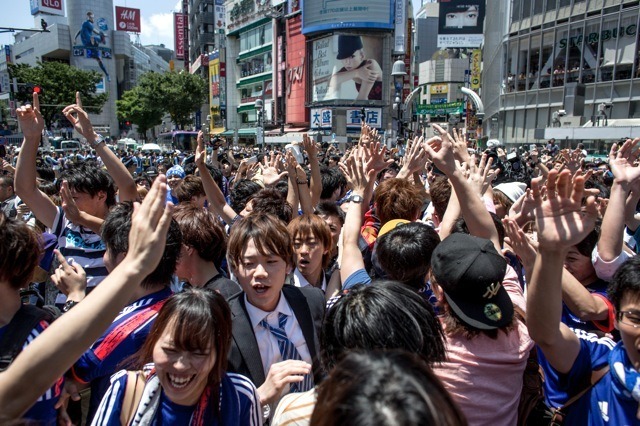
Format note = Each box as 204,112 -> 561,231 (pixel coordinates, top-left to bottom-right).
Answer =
226,213 -> 325,418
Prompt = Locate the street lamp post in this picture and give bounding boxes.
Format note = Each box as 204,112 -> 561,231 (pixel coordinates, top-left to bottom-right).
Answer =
391,59 -> 407,145
255,98 -> 264,148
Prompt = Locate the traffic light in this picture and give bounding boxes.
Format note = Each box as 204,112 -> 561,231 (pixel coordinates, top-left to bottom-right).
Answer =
17,83 -> 42,97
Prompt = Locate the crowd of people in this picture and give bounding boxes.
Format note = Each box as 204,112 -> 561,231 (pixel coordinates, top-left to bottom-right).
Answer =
1,91 -> 640,426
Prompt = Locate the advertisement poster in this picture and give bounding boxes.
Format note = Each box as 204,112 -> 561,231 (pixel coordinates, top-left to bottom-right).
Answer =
311,34 -> 384,102
115,6 -> 141,33
437,0 -> 485,48
72,10 -> 112,82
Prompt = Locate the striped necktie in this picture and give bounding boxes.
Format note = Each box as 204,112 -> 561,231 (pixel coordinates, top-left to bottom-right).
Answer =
260,312 -> 314,392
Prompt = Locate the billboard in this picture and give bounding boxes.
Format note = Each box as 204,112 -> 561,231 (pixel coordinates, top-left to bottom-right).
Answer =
115,6 -> 141,33
72,10 -> 112,82
302,0 -> 393,35
30,0 -> 64,16
437,0 -> 485,48
174,13 -> 186,60
311,34 -> 384,102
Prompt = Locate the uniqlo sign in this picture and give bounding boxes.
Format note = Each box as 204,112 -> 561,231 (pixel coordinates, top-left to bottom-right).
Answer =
115,6 -> 141,33
30,0 -> 64,16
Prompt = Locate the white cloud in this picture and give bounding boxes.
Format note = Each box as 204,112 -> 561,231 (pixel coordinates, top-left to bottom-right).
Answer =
139,12 -> 175,48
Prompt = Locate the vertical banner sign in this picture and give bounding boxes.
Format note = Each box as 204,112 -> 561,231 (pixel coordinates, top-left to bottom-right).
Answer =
215,0 -> 226,31
115,7 -> 141,33
471,49 -> 481,90
182,0 -> 189,68
174,13 -> 186,60
394,0 -> 406,54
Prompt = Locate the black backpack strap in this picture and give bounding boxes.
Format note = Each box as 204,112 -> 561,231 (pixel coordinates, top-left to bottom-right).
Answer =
0,304 -> 52,372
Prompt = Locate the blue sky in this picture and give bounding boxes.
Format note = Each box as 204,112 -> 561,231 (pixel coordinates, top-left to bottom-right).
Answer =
1,1 -> 183,48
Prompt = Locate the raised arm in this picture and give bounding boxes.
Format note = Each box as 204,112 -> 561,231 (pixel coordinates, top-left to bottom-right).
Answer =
338,148 -> 376,283
527,170 -> 598,374
14,92 -> 58,229
195,131 -> 237,224
598,139 -> 640,261
303,134 -> 322,207
426,125 -> 500,251
0,175 -> 174,422
63,93 -> 137,202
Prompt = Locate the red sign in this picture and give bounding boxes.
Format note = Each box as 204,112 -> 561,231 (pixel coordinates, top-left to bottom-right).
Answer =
285,15 -> 307,125
42,0 -> 62,11
115,6 -> 141,33
174,13 -> 186,60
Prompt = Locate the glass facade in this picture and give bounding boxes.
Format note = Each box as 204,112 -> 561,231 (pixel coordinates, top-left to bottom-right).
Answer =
495,0 -> 640,144
506,10 -> 639,91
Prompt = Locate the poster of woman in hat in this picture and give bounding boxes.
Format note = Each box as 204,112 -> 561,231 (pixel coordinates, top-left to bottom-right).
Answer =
325,35 -> 383,101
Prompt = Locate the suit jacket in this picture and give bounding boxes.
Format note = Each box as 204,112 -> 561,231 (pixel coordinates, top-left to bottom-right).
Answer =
227,284 -> 325,388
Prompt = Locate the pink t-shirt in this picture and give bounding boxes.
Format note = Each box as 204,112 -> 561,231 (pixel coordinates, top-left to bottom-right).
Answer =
433,266 -> 533,426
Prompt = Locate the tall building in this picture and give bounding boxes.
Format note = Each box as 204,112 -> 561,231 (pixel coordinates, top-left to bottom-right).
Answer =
0,0 -> 170,138
414,1 -> 485,139
483,0 -> 640,146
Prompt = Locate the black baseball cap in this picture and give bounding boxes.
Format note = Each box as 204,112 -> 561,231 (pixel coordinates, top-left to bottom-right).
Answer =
431,233 -> 513,330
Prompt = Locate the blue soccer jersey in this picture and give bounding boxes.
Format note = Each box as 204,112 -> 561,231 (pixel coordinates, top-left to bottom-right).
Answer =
541,330 -> 638,424
71,287 -> 172,422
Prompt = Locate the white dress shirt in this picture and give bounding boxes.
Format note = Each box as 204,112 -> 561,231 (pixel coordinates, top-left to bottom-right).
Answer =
244,292 -> 312,379
292,267 -> 326,292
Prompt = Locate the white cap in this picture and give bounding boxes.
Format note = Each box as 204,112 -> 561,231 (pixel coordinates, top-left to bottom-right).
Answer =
486,139 -> 501,148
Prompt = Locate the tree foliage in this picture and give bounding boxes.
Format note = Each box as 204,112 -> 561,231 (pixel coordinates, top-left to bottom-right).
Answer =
160,71 -> 208,129
117,70 -> 207,133
116,84 -> 163,140
8,62 -> 108,128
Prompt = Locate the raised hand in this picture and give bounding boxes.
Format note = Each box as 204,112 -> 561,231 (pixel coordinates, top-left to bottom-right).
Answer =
60,181 -> 83,225
560,149 -> 583,175
398,135 -> 427,177
62,93 -> 96,141
262,162 -> 287,185
16,92 -> 44,140
532,170 -> 598,252
302,133 -> 318,158
465,153 -> 496,195
195,131 -> 206,167
608,138 -> 640,185
451,127 -> 471,163
125,175 -> 174,276
502,217 -> 537,269
424,125 -> 456,176
339,148 -> 375,194
364,136 -> 393,174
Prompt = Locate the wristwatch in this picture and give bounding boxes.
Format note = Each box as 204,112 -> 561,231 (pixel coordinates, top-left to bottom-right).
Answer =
63,299 -> 79,312
348,194 -> 364,204
88,133 -> 105,149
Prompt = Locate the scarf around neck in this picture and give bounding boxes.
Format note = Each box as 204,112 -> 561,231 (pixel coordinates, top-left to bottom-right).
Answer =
609,341 -> 640,403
